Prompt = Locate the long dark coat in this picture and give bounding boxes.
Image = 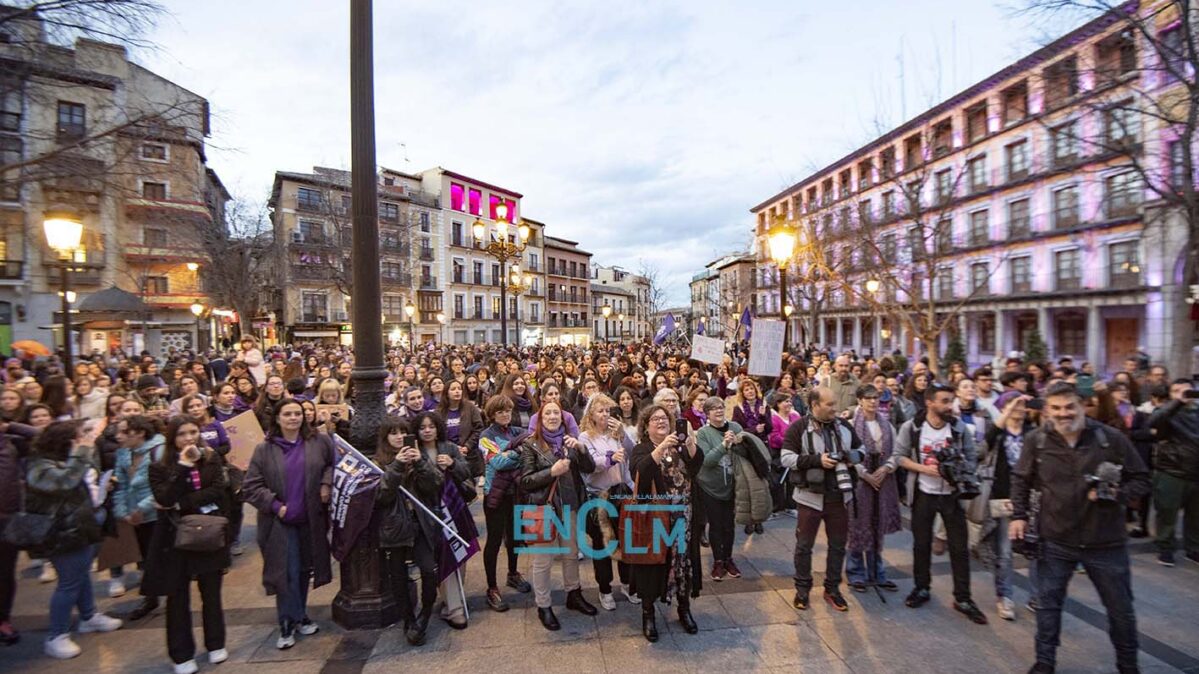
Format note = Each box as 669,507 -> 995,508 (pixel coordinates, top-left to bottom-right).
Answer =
241,434 -> 335,595
143,453 -> 231,596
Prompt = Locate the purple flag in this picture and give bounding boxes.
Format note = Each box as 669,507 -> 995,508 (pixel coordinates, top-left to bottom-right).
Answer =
696,319 -> 705,336
740,306 -> 753,340
329,435 -> 384,562
435,478 -> 480,584
653,313 -> 676,345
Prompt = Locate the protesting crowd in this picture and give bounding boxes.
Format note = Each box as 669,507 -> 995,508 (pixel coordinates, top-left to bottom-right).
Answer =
0,332 -> 1196,674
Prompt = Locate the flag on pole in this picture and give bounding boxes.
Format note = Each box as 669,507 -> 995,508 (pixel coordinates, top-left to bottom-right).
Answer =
696,319 -> 705,336
740,306 -> 753,340
434,479 -> 481,583
653,313 -> 676,345
329,434 -> 384,562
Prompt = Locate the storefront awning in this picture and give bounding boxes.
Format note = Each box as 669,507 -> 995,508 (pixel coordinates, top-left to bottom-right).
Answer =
294,330 -> 339,337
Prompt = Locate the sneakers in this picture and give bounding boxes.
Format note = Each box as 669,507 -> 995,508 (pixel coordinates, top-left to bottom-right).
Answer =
298,618 -> 318,636
277,621 -> 296,649
1026,599 -> 1038,613
792,590 -> 809,611
599,592 -> 617,611
619,585 -> 641,605
1028,664 -> 1055,673
904,587 -> 931,608
850,581 -> 867,593
209,648 -> 228,664
710,560 -> 727,581
108,578 -> 126,598
487,587 -> 510,612
0,621 -> 20,645
955,600 -> 989,625
44,634 -> 81,659
230,542 -> 244,556
824,590 -> 849,612
997,597 -> 1016,621
38,564 -> 57,583
78,612 -> 122,634
724,559 -> 742,579
506,572 -> 532,593
173,659 -> 199,674
1158,551 -> 1176,567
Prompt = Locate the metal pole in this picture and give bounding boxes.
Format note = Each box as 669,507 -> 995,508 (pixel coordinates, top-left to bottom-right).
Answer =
779,265 -> 788,354
333,0 -> 396,630
514,293 -> 521,346
60,262 -> 72,375
500,260 -> 508,346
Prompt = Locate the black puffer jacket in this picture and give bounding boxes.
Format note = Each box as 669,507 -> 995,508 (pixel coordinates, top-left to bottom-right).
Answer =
25,446 -> 101,558
518,437 -> 596,510
1148,400 -> 1199,481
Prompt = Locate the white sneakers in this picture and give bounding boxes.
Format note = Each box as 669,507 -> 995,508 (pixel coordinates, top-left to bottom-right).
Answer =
276,632 -> 296,650
77,613 -> 123,634
997,597 -> 1016,621
44,634 -> 81,659
619,585 -> 641,605
38,564 -> 57,583
209,648 -> 229,664
108,578 -> 126,598
173,659 -> 199,674
599,593 -> 617,611
297,619 -> 319,636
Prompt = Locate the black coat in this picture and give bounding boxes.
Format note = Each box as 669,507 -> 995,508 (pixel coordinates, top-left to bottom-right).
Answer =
377,448 -> 445,548
518,437 -> 596,510
143,454 -> 231,595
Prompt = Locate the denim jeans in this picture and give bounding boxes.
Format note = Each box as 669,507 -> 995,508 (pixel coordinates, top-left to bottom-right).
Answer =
49,544 -> 98,637
1034,541 -> 1138,670
845,550 -> 888,585
275,525 -> 312,625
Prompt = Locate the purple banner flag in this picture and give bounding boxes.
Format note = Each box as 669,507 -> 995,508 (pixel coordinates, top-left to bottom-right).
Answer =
435,478 -> 480,584
329,435 -> 384,562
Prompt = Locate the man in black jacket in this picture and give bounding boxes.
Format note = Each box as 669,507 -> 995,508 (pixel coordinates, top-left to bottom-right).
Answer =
1149,378 -> 1199,567
1010,382 -> 1150,674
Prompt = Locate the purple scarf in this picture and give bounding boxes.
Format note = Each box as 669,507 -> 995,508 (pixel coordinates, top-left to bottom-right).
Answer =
740,399 -> 763,431
540,424 -> 566,458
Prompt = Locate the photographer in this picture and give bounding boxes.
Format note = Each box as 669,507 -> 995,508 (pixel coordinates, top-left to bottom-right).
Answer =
781,387 -> 863,612
1148,379 -> 1199,567
1010,382 -> 1150,674
893,382 -> 987,624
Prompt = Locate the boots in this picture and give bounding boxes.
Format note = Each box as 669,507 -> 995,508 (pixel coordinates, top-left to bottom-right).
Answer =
565,589 -> 598,616
642,604 -> 658,643
406,605 -> 432,646
677,598 -> 698,634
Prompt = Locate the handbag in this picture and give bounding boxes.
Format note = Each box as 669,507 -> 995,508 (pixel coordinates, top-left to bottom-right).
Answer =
520,479 -> 559,544
619,474 -> 672,565
1,482 -> 58,550
173,513 -> 228,552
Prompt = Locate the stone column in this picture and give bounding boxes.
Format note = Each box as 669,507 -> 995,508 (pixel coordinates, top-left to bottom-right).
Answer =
853,316 -> 863,355
1037,307 -> 1051,358
994,309 -> 1006,367
836,319 -> 844,351
1086,304 -> 1102,370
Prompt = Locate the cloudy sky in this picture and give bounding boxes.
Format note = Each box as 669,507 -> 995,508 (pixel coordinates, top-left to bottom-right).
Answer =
138,0 -> 1075,306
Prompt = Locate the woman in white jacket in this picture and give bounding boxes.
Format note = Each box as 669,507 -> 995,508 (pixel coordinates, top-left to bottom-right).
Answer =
578,393 -> 638,611
72,377 -> 108,420
235,336 -> 266,386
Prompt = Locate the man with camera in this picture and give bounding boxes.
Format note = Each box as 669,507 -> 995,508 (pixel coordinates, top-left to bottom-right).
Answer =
781,386 -> 863,612
1148,379 -> 1199,567
1010,382 -> 1150,674
893,382 -> 987,624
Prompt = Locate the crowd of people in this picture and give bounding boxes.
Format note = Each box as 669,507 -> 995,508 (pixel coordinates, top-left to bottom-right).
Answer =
0,333 -> 1195,674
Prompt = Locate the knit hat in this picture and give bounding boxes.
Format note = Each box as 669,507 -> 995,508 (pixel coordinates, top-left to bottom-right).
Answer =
136,374 -> 159,390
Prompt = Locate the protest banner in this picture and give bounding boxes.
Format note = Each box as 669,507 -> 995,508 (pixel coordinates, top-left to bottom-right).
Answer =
689,334 -> 725,365
747,318 -> 785,377
222,410 -> 264,471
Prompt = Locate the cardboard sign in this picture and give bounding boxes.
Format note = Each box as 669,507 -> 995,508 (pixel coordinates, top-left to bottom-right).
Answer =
689,334 -> 725,365
96,520 -> 142,569
316,403 -> 350,421
223,410 -> 265,471
747,318 -> 785,377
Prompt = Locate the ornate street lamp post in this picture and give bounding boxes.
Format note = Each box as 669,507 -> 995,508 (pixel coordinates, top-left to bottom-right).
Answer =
601,304 -> 611,342
473,204 -> 529,346
767,218 -> 797,352
44,211 -> 83,374
404,300 -> 416,348
507,266 -> 531,346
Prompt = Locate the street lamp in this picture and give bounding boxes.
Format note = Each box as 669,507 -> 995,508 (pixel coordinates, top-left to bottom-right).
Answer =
44,210 -> 84,374
436,311 -> 446,344
767,218 -> 797,351
507,266 -> 531,346
617,312 -> 624,340
404,300 -> 416,348
601,304 -> 612,342
473,202 -> 529,346
190,301 -> 206,352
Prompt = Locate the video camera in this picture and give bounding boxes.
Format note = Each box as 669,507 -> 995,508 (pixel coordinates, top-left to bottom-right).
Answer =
1085,461 -> 1122,502
934,445 -> 981,499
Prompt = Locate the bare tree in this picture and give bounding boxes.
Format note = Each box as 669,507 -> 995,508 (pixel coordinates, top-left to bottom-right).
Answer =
201,196 -> 273,334
0,1 -> 163,48
636,258 -> 668,320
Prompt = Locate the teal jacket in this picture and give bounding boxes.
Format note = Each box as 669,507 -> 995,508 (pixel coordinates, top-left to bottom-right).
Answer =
113,434 -> 166,523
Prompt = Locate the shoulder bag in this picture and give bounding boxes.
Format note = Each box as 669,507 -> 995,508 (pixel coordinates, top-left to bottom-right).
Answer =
173,512 -> 228,552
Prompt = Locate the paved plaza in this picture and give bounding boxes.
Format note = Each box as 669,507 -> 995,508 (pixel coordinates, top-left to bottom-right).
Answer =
3,505 -> 1197,674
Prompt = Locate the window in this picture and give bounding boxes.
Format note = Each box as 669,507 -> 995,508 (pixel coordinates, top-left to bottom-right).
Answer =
1105,171 -> 1142,217
491,296 -> 501,318
56,101 -> 85,139
935,169 -> 953,203
936,267 -> 955,299
298,220 -> 323,242
966,103 -> 988,143
907,226 -> 925,260
1002,81 -> 1028,126
383,295 -> 406,318
142,181 -> 167,200
419,211 -> 430,232
1161,25 -> 1185,85
1170,141 -> 1187,190
0,89 -> 18,132
140,143 -> 167,161
935,219 -> 954,254
857,200 -> 872,226
968,210 -> 989,246
839,206 -> 852,230
450,183 -> 465,211
145,276 -> 169,295
570,261 -> 578,278
1055,249 -> 1081,290
0,136 -> 19,201
452,260 -> 464,284
1052,122 -> 1078,166
1056,312 -> 1087,356
302,292 -> 327,322
932,119 -> 952,157
451,221 -> 464,246
839,169 -> 852,197
979,314 -> 996,352
1008,198 -> 1031,238
858,160 -> 873,189
380,202 -> 399,222
881,191 -> 895,219
967,156 -> 987,193
822,213 -> 834,236
1053,185 -> 1080,228
1005,140 -> 1029,181
473,296 -> 484,319
971,262 -> 990,295
297,187 -> 321,211
491,263 -> 500,286
468,188 -> 481,216
881,233 -> 897,264
821,178 -> 834,205
143,228 -> 167,247
880,147 -> 896,178
1104,104 -> 1138,149
1096,30 -> 1136,85
1044,56 -> 1079,109
381,261 -> 404,279
1010,256 -> 1032,293
470,261 -> 481,284
1109,240 -> 1140,288
904,134 -> 922,169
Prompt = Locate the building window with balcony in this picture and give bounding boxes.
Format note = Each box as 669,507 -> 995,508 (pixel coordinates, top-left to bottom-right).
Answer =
935,169 -> 953,203
452,294 -> 464,319
491,296 -> 501,319
1010,256 -> 1032,293
881,191 -> 894,219
297,187 -> 321,210
302,292 -> 327,322
881,233 -> 897,264
1055,248 -> 1081,290
903,134 -> 922,170
907,226 -> 924,260
145,276 -> 169,295
471,261 -> 482,284
1005,140 -> 1029,181
140,142 -> 168,161
142,181 -> 167,200
935,218 -> 954,255
380,202 -> 399,221
420,211 -> 430,232
857,159 -> 873,189
1051,122 -> 1078,166
473,296 -> 484,319
1095,30 -> 1136,85
56,101 -> 85,139
932,119 -> 952,157
491,263 -> 500,286
0,137 -> 20,202
1056,312 -> 1087,355
383,294 -> 406,318
967,156 -> 987,193
1003,81 -> 1028,126
966,103 -> 988,143
1008,198 -> 1031,237
1103,104 -> 1138,150
452,221 -> 464,246
857,200 -> 872,226
968,210 -> 989,246
936,266 -> 955,299
1105,170 -> 1142,218
1044,55 -> 1079,108
381,261 -> 405,281
452,260 -> 464,284
143,227 -> 168,247
970,262 -> 990,295
298,221 -> 323,243
1053,185 -> 1080,228
1108,240 -> 1141,288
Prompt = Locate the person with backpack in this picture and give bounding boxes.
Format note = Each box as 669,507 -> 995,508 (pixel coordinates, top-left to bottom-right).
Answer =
1010,382 -> 1151,674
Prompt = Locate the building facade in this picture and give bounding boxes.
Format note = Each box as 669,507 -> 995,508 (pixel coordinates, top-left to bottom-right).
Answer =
591,264 -> 651,340
751,4 -> 1194,374
591,282 -> 634,341
1,20 -> 226,355
544,235 -> 592,346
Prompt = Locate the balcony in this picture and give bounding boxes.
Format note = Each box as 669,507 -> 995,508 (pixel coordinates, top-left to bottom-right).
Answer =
473,310 -> 488,320
0,260 -> 22,280
381,273 -> 412,288
419,247 -> 434,261
380,240 -> 410,256
301,313 -> 329,323
123,243 -> 206,262
143,292 -> 214,309
293,265 -> 338,281
295,199 -> 324,214
419,276 -> 438,290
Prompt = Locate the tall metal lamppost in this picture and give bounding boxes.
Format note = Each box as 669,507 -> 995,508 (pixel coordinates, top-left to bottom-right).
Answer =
473,203 -> 529,346
601,304 -> 611,342
617,312 -> 625,341
190,301 -> 206,352
44,211 -> 83,374
767,218 -> 797,352
507,265 -> 531,346
436,312 -> 447,344
404,300 -> 416,349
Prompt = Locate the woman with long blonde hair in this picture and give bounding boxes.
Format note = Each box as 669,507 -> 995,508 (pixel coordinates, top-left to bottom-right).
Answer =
578,393 -> 638,610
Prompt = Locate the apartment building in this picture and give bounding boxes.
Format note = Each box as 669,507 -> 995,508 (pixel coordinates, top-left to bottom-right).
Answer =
750,4 -> 1193,373
591,282 -> 634,341
0,17 -> 226,355
268,166 -> 435,345
591,264 -> 651,340
688,253 -> 755,339
544,235 -> 592,346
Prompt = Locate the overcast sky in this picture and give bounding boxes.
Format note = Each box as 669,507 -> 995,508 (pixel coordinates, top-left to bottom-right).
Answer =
138,0 -> 1074,306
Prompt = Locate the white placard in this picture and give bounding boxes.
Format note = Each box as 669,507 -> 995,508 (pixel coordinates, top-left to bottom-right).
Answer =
689,335 -> 725,365
747,318 -> 785,377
